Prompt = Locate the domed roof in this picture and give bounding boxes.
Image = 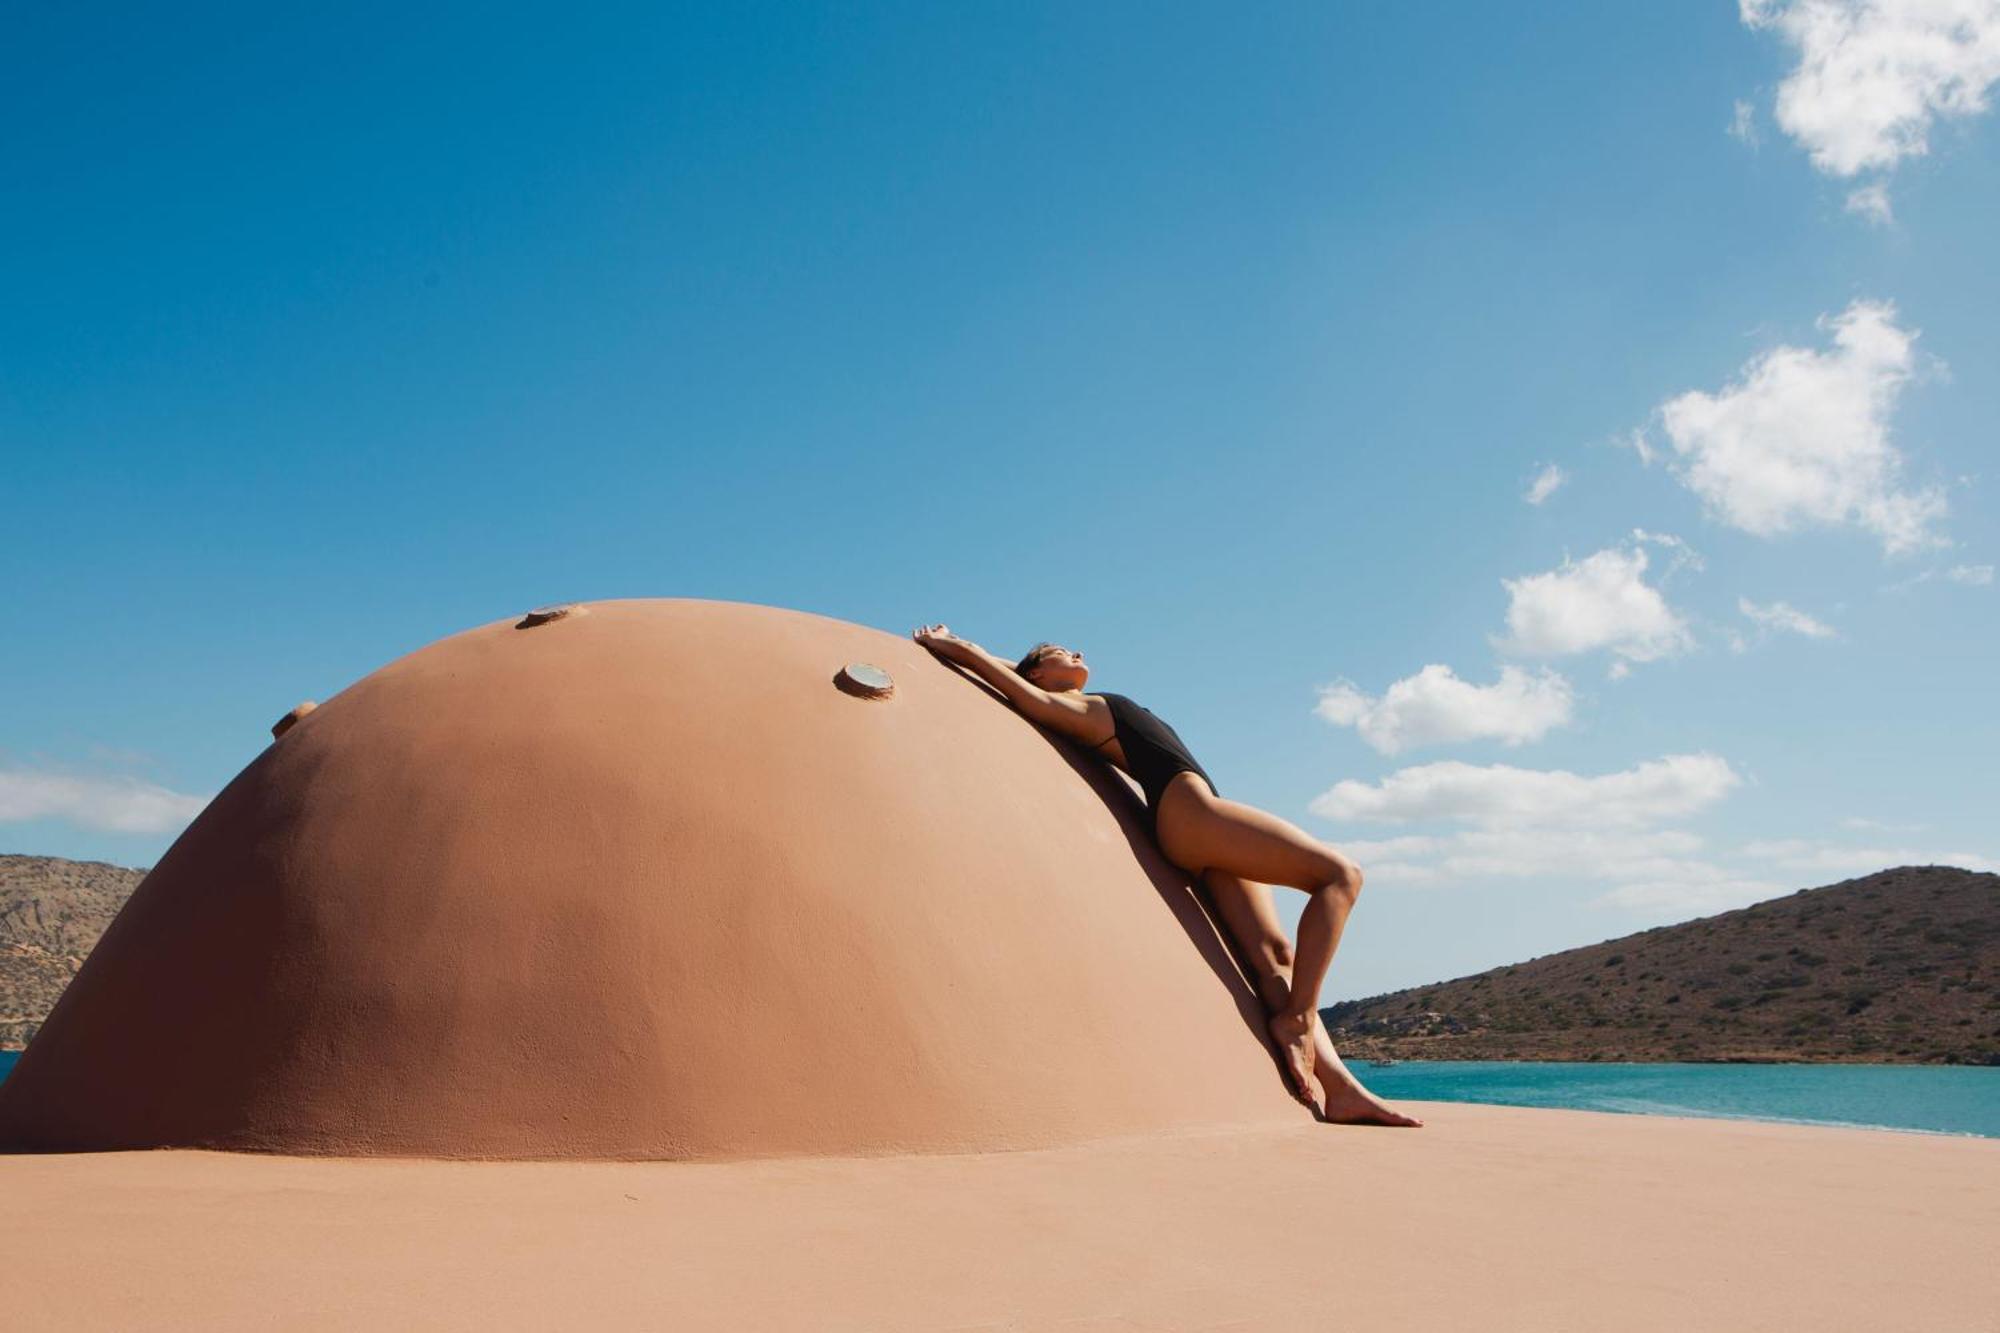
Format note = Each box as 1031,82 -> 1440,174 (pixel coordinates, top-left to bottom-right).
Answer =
0,600 -> 1299,1159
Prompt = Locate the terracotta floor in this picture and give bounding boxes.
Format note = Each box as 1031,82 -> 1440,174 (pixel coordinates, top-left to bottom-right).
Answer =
3,1100 -> 1995,1331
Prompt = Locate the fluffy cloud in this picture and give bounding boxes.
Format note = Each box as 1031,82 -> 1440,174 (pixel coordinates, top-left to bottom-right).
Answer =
1343,828 -> 1708,885
1742,0 -> 2000,178
1523,463 -> 1566,505
1315,665 -> 1574,756
1844,180 -> 1895,224
1590,871 -> 1790,915
1595,836 -> 1999,913
1331,823 -> 1994,918
1651,301 -> 1945,555
1745,837 -> 2000,874
1738,596 -> 1838,638
0,767 -> 209,835
1310,753 -> 1741,829
1318,767 -> 1774,916
1340,827 -> 1785,916
1888,561 -> 1994,591
1495,539 -> 1695,665
1729,97 -> 1763,145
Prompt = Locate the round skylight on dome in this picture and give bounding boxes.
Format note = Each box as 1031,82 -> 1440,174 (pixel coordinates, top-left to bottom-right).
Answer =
518,603 -> 580,629
271,700 -> 317,739
835,662 -> 895,699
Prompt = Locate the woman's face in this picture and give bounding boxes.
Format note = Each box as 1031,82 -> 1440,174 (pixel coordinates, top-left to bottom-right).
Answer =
1030,645 -> 1089,691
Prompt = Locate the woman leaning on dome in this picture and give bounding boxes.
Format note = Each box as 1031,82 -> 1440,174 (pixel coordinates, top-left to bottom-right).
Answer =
913,624 -> 1420,1127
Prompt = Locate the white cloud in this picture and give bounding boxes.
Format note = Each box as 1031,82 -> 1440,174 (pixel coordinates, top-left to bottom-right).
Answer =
1742,0 -> 2000,177
1744,837 -> 2000,874
1347,828 -> 1705,884
1631,528 -> 1707,573
0,767 -> 209,835
1315,665 -> 1574,756
1590,872 -> 1789,915
1335,824 -> 1784,917
1841,815 -> 1927,832
1595,833 -> 2000,913
1303,753 -> 1873,920
1524,463 -> 1566,505
1729,97 -> 1763,145
1622,428 -> 1657,467
1652,300 -> 1946,555
1310,753 -> 1741,829
1496,539 -> 1695,665
1738,595 -> 1839,638
1844,179 -> 1897,223
1888,560 -> 1994,591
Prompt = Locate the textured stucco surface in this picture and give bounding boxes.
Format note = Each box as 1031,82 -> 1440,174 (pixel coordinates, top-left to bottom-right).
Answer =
2,1105 -> 1994,1330
0,599 -> 1299,1159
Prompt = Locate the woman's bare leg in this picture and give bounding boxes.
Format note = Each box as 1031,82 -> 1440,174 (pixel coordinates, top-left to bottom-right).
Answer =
1202,869 -> 1423,1127
1162,779 -> 1421,1126
1198,866 -> 1297,1010
1159,782 -> 1358,1102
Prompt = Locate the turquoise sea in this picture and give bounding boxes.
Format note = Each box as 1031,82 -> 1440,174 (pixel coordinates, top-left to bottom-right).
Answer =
1,1050 -> 1992,1138
1352,1059 -> 1999,1138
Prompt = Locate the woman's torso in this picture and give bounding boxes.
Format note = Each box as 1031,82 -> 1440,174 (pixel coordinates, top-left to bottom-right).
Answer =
1081,692 -> 1216,807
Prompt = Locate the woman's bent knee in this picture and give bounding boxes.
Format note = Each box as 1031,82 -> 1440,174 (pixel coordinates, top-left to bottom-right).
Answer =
1321,855 -> 1363,905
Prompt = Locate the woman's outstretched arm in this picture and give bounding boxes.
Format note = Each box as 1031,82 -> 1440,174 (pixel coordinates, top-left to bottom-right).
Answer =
911,625 -> 1091,732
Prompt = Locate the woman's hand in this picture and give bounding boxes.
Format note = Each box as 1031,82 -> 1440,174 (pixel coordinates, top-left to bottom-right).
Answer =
911,623 -> 963,653
910,623 -> 1056,718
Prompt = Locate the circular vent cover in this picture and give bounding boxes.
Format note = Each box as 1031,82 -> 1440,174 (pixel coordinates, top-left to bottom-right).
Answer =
836,662 -> 895,698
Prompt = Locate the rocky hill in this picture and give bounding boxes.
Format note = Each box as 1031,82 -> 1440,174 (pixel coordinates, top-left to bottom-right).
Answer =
1,855 -> 145,1049
1322,866 -> 1999,1064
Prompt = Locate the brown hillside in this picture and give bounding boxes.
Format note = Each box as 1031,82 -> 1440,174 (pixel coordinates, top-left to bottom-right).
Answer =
1322,866 -> 1999,1064
1,855 -> 144,1049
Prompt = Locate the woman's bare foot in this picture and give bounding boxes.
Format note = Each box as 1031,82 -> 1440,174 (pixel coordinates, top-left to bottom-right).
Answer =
1320,1077 -> 1425,1127
1310,1020 -> 1423,1127
1267,1010 -> 1326,1115
1252,973 -> 1418,1126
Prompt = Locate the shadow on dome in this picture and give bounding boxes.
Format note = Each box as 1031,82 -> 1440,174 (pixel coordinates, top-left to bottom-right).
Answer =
948,665 -> 1280,1069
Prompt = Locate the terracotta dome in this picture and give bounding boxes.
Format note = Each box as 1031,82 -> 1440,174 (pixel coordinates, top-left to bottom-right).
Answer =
0,599 -> 1299,1159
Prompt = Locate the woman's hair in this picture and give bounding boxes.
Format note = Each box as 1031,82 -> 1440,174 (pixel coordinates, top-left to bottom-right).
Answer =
1014,642 -> 1062,679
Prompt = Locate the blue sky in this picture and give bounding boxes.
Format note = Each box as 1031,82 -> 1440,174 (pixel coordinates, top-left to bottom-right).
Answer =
4,3 -> 1995,1002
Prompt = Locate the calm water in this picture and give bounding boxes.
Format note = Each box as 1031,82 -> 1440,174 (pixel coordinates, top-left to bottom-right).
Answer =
1,1049 -> 1991,1138
1354,1059 -> 1999,1138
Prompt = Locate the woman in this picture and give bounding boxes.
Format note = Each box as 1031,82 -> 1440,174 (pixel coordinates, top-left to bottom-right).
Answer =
911,624 -> 1421,1127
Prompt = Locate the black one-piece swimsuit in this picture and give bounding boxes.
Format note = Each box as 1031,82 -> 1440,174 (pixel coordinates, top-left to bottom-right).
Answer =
1086,692 -> 1218,827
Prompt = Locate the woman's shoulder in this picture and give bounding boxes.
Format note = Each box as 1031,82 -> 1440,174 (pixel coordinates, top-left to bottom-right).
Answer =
1086,692 -> 1147,724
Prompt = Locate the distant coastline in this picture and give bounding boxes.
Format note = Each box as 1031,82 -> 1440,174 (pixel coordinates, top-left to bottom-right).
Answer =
1321,866 -> 1997,1066
1342,1057 -> 1999,1138
1,854 -> 142,1051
